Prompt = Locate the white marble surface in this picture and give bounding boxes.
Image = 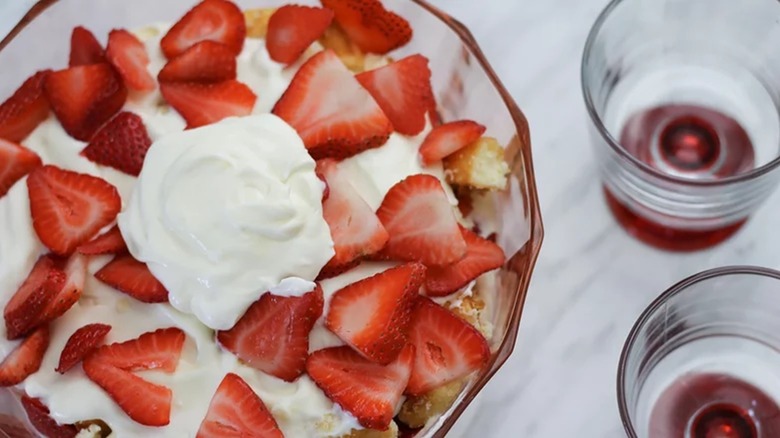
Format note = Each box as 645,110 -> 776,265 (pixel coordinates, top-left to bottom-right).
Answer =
4,1 -> 780,437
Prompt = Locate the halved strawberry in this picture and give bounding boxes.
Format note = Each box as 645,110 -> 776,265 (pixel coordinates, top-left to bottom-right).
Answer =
425,227 -> 505,297
316,259 -> 360,281
77,225 -> 128,255
27,166 -> 121,255
266,5 -> 334,65
326,263 -> 424,364
356,55 -> 434,136
376,174 -> 466,267
39,253 -> 87,324
4,256 -> 65,340
0,326 -> 49,386
160,80 -> 256,129
196,373 -> 283,438
21,396 -> 78,438
82,357 -> 172,427
306,344 -> 414,430
317,159 -> 388,275
419,120 -> 486,165
217,286 -> 323,382
81,111 -> 152,176
0,138 -> 41,198
89,327 -> 185,372
106,29 -> 155,92
321,0 -> 412,54
160,0 -> 246,59
94,254 -> 168,303
56,323 -> 112,374
69,26 -> 106,66
272,49 -> 392,160
0,70 -> 51,143
405,297 -> 489,395
158,41 -> 237,84
44,63 -> 127,141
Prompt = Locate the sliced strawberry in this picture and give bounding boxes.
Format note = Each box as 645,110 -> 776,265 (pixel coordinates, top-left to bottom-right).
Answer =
0,138 -> 41,198
160,80 -> 256,129
44,63 -> 127,141
89,327 -> 185,373
158,41 -> 237,84
69,26 -> 106,66
4,256 -> 65,340
21,396 -> 77,438
217,286 -> 323,382
56,323 -> 111,374
27,166 -> 121,255
81,111 -> 152,176
419,120 -> 486,165
326,263 -> 424,364
106,29 -> 155,92
406,297 -> 489,395
316,259 -> 360,281
82,357 -> 172,427
0,70 -> 51,143
0,326 -> 49,386
160,0 -> 246,59
321,0 -> 412,54
266,5 -> 334,65
39,253 -> 87,324
306,345 -> 414,430
196,373 -> 283,438
376,174 -> 466,267
77,225 -> 128,255
425,227 -> 505,297
94,254 -> 168,303
356,55 -> 434,136
317,159 -> 388,273
272,49 -> 392,160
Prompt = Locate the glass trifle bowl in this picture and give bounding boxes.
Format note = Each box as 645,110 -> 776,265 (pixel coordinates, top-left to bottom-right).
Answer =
0,0 -> 543,436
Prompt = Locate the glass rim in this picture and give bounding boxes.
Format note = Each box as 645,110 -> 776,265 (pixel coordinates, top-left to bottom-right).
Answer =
616,265 -> 780,437
581,0 -> 780,188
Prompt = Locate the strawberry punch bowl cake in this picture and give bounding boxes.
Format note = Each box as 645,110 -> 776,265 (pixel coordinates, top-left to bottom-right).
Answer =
0,0 -> 542,437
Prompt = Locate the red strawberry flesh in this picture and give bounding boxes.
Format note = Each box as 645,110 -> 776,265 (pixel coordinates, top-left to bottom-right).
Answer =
69,26 -> 106,66
77,225 -> 128,255
0,138 -> 41,198
158,40 -> 237,84
266,5 -> 334,65
0,70 -> 51,143
81,111 -> 153,176
94,254 -> 169,303
89,327 -> 185,372
106,29 -> 156,92
0,326 -> 50,386
21,395 -> 78,438
161,0 -> 246,59
160,80 -> 256,129
321,0 -> 412,54
4,256 -> 65,340
56,323 -> 112,374
419,120 -> 486,165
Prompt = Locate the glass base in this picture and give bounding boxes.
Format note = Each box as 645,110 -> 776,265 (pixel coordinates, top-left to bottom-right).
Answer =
603,187 -> 746,251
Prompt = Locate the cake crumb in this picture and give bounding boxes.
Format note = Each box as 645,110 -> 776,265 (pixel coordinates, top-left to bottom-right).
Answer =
244,8 -> 277,39
397,379 -> 467,429
343,420 -> 399,437
444,137 -> 509,190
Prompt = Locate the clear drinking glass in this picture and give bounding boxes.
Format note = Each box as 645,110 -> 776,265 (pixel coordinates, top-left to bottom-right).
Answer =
618,266 -> 780,438
582,0 -> 780,251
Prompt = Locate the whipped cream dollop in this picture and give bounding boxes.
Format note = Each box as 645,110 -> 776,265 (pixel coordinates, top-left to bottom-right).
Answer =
118,114 -> 334,330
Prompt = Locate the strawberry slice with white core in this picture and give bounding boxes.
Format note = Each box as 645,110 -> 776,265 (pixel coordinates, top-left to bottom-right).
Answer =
158,40 -> 237,84
0,138 -> 41,199
69,26 -> 106,66
356,54 -> 434,136
419,120 -> 486,165
266,5 -> 334,65
89,327 -> 185,372
306,344 -> 414,430
77,225 -> 128,255
217,285 -> 323,382
425,226 -> 505,297
95,254 -> 169,303
39,253 -> 87,324
44,63 -> 128,141
161,0 -> 246,59
272,49 -> 392,160
27,165 -> 121,256
321,0 -> 412,54
0,326 -> 50,386
376,174 -> 467,267
317,159 -> 388,274
326,263 -> 425,364
405,297 -> 490,396
4,255 -> 65,340
81,111 -> 153,176
56,323 -> 112,374
106,29 -> 156,92
160,80 -> 256,129
196,373 -> 284,438
0,70 -> 51,143
21,395 -> 78,438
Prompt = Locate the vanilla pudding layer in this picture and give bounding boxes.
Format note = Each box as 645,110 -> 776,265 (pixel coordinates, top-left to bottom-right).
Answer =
0,25 -> 458,437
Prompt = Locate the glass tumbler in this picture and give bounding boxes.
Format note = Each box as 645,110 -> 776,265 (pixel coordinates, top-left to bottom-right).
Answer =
582,0 -> 780,251
618,267 -> 780,438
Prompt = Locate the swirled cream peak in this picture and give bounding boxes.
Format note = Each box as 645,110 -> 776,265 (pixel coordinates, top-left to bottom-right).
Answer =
118,114 -> 334,330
